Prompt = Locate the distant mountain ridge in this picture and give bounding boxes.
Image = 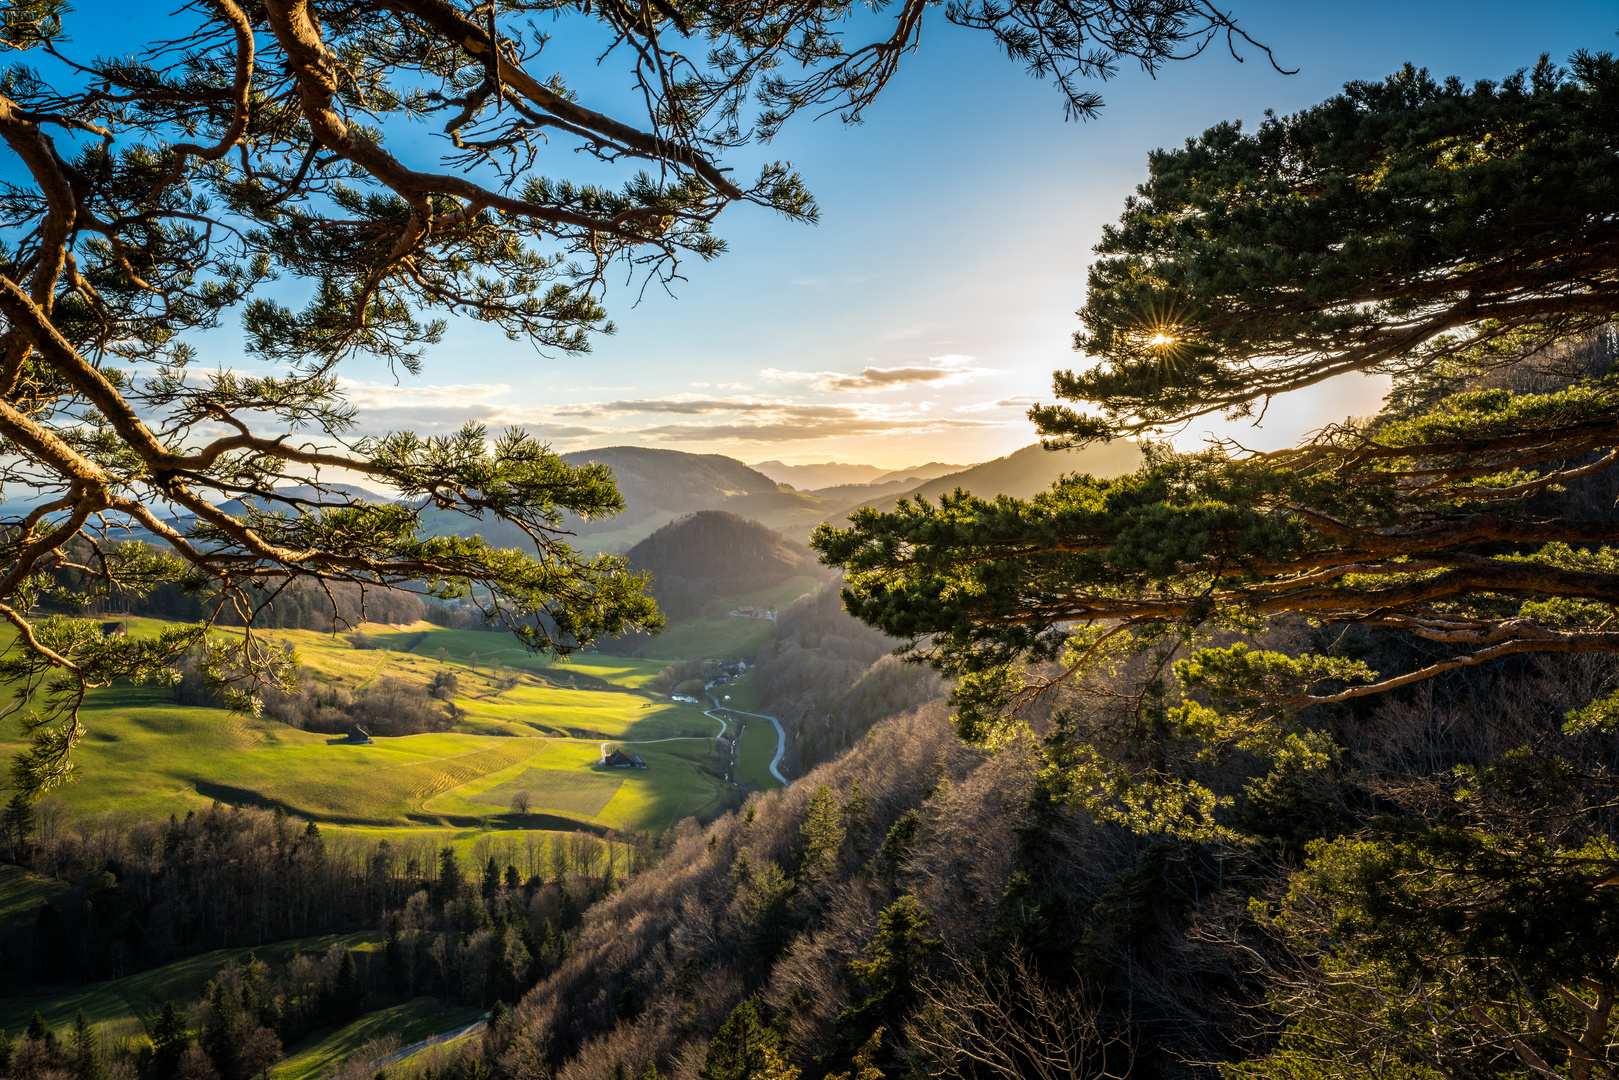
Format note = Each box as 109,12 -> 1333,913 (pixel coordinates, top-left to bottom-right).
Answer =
750,460 -> 886,488
558,447 -> 832,546
852,441 -> 1144,515
751,459 -> 967,490
193,445 -> 1143,558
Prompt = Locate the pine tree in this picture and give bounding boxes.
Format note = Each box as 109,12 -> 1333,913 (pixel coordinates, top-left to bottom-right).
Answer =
698,1000 -> 780,1080
481,857 -> 499,902
203,982 -> 241,1080
816,48 -> 1619,774
2,793 -> 32,860
239,954 -> 269,1022
739,863 -> 796,969
795,785 -> 845,881
878,812 -> 920,879
150,1001 -> 190,1080
301,821 -> 324,865
72,1010 -> 108,1080
833,897 -> 941,1055
331,949 -> 368,1023
842,783 -> 870,831
439,848 -> 464,907
0,1029 -> 13,1077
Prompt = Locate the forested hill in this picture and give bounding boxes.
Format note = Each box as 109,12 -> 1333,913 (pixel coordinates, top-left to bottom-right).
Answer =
559,447 -> 834,545
626,511 -> 826,621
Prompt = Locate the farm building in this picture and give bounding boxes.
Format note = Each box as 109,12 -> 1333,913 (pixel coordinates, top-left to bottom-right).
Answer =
603,749 -> 647,769
347,725 -> 373,745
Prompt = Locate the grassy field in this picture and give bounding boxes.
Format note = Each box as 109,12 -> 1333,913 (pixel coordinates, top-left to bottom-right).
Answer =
0,931 -> 376,1034
735,721 -> 784,791
0,684 -> 729,833
0,864 -> 71,936
628,575 -> 821,661
721,676 -> 784,792
0,622 -> 736,834
278,998 -> 483,1080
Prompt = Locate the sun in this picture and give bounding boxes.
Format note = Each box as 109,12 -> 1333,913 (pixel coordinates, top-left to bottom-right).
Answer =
1147,332 -> 1176,347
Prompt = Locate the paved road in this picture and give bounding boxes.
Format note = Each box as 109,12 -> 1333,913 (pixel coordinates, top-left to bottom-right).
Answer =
707,692 -> 788,785
596,706 -> 728,761
369,1015 -> 487,1071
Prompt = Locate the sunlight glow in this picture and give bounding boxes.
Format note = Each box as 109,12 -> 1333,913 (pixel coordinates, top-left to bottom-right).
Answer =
1148,332 -> 1175,347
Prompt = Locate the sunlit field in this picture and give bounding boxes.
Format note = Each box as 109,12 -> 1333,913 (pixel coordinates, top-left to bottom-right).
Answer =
0,622 -> 738,835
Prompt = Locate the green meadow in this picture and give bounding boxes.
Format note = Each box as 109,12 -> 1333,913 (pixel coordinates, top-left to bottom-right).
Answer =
0,863 -> 71,936
0,622 -> 742,835
720,675 -> 784,792
629,576 -> 820,661
0,924 -> 377,1034
277,999 -> 484,1080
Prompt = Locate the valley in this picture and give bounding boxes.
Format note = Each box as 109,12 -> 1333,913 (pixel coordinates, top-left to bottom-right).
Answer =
0,439 -> 1148,1080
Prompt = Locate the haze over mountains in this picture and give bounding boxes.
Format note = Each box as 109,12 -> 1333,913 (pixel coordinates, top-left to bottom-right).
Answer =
748,459 -> 966,490
851,439 -> 1144,513
183,440 -> 1145,554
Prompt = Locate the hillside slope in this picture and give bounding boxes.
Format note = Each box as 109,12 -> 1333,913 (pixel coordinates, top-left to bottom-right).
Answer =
626,511 -> 825,621
485,702 -> 1242,1080
404,447 -> 832,554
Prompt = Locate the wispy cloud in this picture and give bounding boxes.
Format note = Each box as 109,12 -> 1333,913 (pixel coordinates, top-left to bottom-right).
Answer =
955,396 -> 1040,413
337,378 -> 515,410
330,376 -> 1016,450
760,354 -> 983,393
559,396 -> 783,418
639,411 -> 1002,444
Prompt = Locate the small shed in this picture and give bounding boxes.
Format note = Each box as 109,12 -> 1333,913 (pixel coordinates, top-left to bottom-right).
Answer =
603,748 -> 647,769
347,724 -> 373,745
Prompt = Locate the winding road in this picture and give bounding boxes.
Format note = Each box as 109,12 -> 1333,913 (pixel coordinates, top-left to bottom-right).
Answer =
595,697 -> 731,762
706,690 -> 788,785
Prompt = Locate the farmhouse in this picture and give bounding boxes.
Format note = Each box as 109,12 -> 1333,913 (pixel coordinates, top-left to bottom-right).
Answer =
603,748 -> 647,769
347,725 -> 373,745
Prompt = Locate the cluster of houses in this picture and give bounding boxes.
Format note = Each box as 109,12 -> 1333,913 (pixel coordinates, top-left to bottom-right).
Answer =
728,605 -> 776,621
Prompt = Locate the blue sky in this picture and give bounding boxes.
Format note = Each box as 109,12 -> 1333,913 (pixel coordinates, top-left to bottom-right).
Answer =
75,2 -> 1619,469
